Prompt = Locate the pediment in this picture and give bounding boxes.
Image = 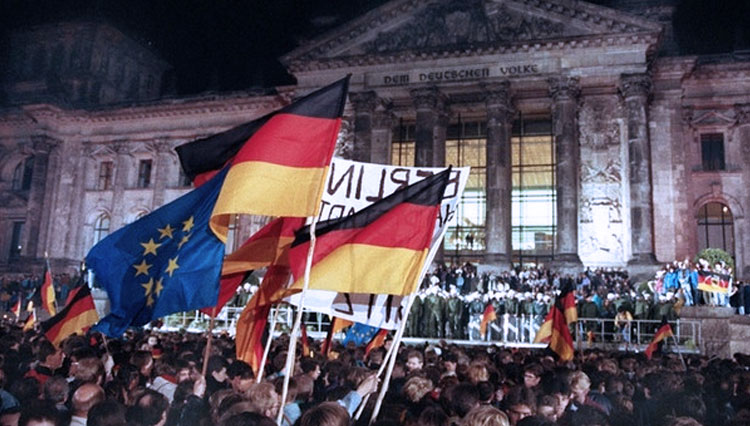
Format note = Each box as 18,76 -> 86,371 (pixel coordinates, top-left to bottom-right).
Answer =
687,109 -> 737,128
283,0 -> 661,65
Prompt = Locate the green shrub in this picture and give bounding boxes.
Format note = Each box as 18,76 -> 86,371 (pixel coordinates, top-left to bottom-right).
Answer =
694,248 -> 734,274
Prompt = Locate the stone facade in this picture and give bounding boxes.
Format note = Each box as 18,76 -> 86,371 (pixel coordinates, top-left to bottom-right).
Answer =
1,1 -> 750,279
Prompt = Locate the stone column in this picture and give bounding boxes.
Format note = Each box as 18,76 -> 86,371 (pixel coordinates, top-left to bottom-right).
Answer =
549,76 -> 582,267
370,101 -> 395,165
150,140 -> 172,208
620,73 -> 657,264
483,81 -> 513,268
735,103 -> 750,278
411,87 -> 447,167
349,91 -> 377,163
111,141 -> 131,228
24,136 -> 58,259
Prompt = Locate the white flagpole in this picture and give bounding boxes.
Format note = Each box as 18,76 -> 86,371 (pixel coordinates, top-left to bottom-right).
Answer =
257,305 -> 281,383
276,216 -> 319,424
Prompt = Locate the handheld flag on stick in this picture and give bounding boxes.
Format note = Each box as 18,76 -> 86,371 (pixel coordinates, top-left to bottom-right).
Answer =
40,285 -> 98,346
534,280 -> 576,361
41,256 -> 56,316
364,329 -> 389,358
11,298 -> 21,318
285,167 -> 451,297
645,316 -> 674,360
321,317 -> 353,357
480,304 -> 497,338
88,168 -> 229,337
23,310 -> 35,331
175,77 -> 350,240
300,324 -> 311,357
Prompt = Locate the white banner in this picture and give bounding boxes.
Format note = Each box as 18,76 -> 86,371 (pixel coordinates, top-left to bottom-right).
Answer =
287,158 -> 469,329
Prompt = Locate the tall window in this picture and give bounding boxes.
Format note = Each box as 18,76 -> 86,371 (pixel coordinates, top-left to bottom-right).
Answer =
9,222 -> 24,260
445,119 -> 487,254
137,159 -> 152,188
697,202 -> 734,255
225,215 -> 240,254
98,161 -> 114,190
512,116 -> 555,265
11,157 -> 34,191
391,120 -> 415,166
93,214 -> 110,245
701,133 -> 725,171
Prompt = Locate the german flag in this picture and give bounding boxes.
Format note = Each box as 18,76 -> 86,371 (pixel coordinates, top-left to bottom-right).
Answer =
235,265 -> 293,376
286,168 -> 451,297
534,280 -> 576,361
23,310 -> 35,332
41,259 -> 56,316
321,317 -> 353,357
479,304 -> 497,338
364,329 -> 388,358
645,316 -> 673,360
560,278 -> 577,325
40,285 -> 99,347
175,77 -> 350,241
10,298 -> 21,318
697,270 -> 730,294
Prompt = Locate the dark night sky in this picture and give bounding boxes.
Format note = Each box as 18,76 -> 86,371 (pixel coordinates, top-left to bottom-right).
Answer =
1,0 -> 748,96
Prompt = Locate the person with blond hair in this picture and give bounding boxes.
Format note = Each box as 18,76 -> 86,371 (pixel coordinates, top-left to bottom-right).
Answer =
462,404 -> 510,426
403,376 -> 434,404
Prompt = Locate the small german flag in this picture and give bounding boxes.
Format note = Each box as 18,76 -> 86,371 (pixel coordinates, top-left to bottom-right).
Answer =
41,259 -> 57,316
286,167 -> 451,297
534,280 -> 576,361
300,324 -> 311,357
645,316 -> 673,360
40,285 -> 98,346
364,329 -> 388,358
480,304 -> 497,338
23,310 -> 35,332
10,298 -> 21,318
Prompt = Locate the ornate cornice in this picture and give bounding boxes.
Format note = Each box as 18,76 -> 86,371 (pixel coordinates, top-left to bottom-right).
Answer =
548,76 -> 580,102
619,73 -> 652,99
288,32 -> 659,73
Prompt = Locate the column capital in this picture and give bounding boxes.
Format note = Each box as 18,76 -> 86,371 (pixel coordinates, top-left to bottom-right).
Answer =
30,136 -> 60,155
548,76 -> 580,102
372,102 -> 395,129
482,80 -> 513,113
735,103 -> 750,125
349,91 -> 378,113
410,86 -> 446,111
619,73 -> 652,100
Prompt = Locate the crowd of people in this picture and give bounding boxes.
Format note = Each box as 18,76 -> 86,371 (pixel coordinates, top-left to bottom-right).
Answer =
0,319 -> 748,426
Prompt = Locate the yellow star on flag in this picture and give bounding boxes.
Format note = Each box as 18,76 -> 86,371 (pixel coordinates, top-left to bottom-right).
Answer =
157,224 -> 175,240
154,277 -> 164,296
140,238 -> 162,257
165,256 -> 180,277
178,234 -> 190,249
141,277 -> 154,296
145,293 -> 155,307
132,259 -> 152,277
182,216 -> 195,233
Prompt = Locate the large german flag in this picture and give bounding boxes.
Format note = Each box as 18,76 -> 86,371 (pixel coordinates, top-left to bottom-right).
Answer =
41,260 -> 56,316
40,285 -> 99,347
534,280 -> 576,361
480,304 -> 497,338
176,77 -> 349,241
697,270 -> 730,294
645,316 -> 673,360
286,168 -> 451,297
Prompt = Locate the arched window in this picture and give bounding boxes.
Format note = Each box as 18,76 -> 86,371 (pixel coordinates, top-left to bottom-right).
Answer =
11,157 -> 34,191
697,202 -> 734,255
93,214 -> 111,245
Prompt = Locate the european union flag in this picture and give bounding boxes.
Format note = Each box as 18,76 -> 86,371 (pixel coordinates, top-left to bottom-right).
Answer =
88,168 -> 229,337
342,322 -> 379,347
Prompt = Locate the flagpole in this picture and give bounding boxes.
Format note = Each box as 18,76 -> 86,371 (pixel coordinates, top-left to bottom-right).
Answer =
277,216 -> 319,425
669,331 -> 686,370
201,306 -> 218,377
353,310 -> 404,421
369,293 -> 419,424
257,304 -> 281,383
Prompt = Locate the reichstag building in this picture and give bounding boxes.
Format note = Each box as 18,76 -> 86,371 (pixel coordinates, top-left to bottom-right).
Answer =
1,0 -> 749,278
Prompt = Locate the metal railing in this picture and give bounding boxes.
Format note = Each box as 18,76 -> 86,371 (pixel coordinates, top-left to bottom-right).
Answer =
160,308 -> 702,354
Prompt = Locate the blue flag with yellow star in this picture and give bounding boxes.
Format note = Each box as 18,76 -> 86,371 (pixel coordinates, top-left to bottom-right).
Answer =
87,168 -> 229,337
342,322 -> 379,347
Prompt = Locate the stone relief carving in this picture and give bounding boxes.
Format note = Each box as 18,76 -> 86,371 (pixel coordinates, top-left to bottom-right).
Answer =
363,0 -> 567,54
581,158 -> 622,184
579,99 -> 621,150
334,115 -> 354,159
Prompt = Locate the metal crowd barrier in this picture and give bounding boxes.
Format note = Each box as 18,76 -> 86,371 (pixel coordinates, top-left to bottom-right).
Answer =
160,308 -> 702,354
